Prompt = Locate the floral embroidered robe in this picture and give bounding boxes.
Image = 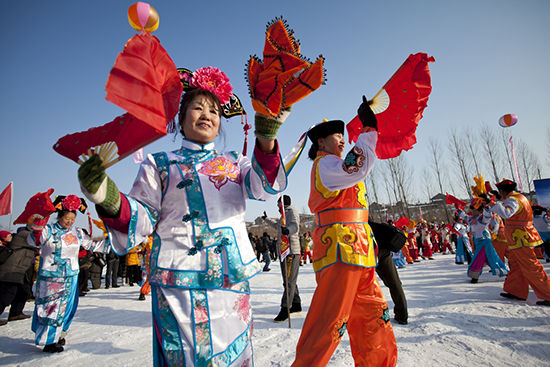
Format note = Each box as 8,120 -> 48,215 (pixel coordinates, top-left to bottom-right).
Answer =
106,139 -> 287,367
30,222 -> 110,346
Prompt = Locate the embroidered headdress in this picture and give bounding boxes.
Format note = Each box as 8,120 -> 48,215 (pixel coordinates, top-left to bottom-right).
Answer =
52,195 -> 88,214
177,67 -> 246,120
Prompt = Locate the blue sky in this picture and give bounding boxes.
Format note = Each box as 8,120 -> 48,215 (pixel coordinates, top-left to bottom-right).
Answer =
1,0 -> 549,230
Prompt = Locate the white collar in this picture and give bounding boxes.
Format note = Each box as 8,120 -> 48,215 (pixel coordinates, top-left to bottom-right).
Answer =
181,138 -> 215,151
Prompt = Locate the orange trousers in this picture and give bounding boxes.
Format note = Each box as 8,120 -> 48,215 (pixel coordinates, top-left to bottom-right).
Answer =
140,280 -> 151,295
503,246 -> 550,301
291,262 -> 397,367
401,246 -> 413,264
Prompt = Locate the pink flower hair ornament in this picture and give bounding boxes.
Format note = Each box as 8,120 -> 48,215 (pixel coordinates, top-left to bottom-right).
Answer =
191,67 -> 233,105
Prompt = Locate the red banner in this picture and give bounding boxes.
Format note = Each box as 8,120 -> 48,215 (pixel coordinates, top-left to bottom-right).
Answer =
0,182 -> 13,216
278,198 -> 290,261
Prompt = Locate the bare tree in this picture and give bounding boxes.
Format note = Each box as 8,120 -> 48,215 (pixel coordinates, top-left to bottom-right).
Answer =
464,130 -> 482,175
368,165 -> 381,204
499,129 -> 516,181
384,155 -> 414,217
427,138 -> 447,194
448,129 -> 472,199
517,139 -> 542,197
380,161 -> 398,206
421,167 -> 435,202
480,124 -> 501,183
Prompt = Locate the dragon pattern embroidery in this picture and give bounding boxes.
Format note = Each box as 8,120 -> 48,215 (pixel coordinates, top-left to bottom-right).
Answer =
342,147 -> 365,174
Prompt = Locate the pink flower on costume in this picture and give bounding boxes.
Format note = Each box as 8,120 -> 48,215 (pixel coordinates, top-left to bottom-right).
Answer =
195,325 -> 205,342
191,67 -> 233,105
160,271 -> 175,285
61,233 -> 79,245
47,282 -> 64,293
198,156 -> 240,190
45,303 -> 58,316
233,294 -> 251,324
194,306 -> 209,324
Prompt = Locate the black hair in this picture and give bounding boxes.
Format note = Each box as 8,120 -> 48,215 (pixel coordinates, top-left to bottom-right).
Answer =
283,195 -> 291,205
308,143 -> 319,160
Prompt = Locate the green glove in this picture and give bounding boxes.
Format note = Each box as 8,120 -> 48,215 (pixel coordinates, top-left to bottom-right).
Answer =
78,154 -> 121,216
254,108 -> 291,140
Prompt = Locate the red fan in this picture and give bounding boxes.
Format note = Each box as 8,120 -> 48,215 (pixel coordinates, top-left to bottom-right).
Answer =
14,188 -> 56,225
445,193 -> 467,210
53,113 -> 162,167
105,33 -> 182,129
53,33 -> 182,167
347,53 -> 434,159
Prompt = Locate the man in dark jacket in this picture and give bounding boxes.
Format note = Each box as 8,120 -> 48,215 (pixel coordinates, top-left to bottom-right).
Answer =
376,246 -> 408,325
105,250 -> 120,288
263,195 -> 301,322
0,227 -> 38,324
258,232 -> 271,272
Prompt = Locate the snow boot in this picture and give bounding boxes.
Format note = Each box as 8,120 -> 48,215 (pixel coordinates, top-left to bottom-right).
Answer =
274,308 -> 289,323
500,292 -> 526,301
290,304 -> 302,313
43,343 -> 64,353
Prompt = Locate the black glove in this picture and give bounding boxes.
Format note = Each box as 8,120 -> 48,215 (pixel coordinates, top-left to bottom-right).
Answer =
281,227 -> 290,235
262,211 -> 267,220
357,95 -> 378,130
489,190 -> 502,201
479,193 -> 490,204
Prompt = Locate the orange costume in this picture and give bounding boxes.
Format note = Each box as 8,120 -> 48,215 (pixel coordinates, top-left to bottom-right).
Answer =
292,123 -> 397,367
489,190 -> 550,302
140,236 -> 153,297
490,214 -> 509,263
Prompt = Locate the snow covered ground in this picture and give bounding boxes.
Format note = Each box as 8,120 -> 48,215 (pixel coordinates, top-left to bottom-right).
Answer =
1,253 -> 549,366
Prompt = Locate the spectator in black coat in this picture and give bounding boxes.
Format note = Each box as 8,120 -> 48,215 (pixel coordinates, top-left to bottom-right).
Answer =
78,246 -> 91,296
105,250 -> 120,288
89,252 -> 105,289
0,227 -> 38,324
258,232 -> 271,272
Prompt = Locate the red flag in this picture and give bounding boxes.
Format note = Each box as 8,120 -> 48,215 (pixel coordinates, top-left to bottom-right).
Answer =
445,193 -> 467,210
419,207 -> 424,220
0,182 -> 13,216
